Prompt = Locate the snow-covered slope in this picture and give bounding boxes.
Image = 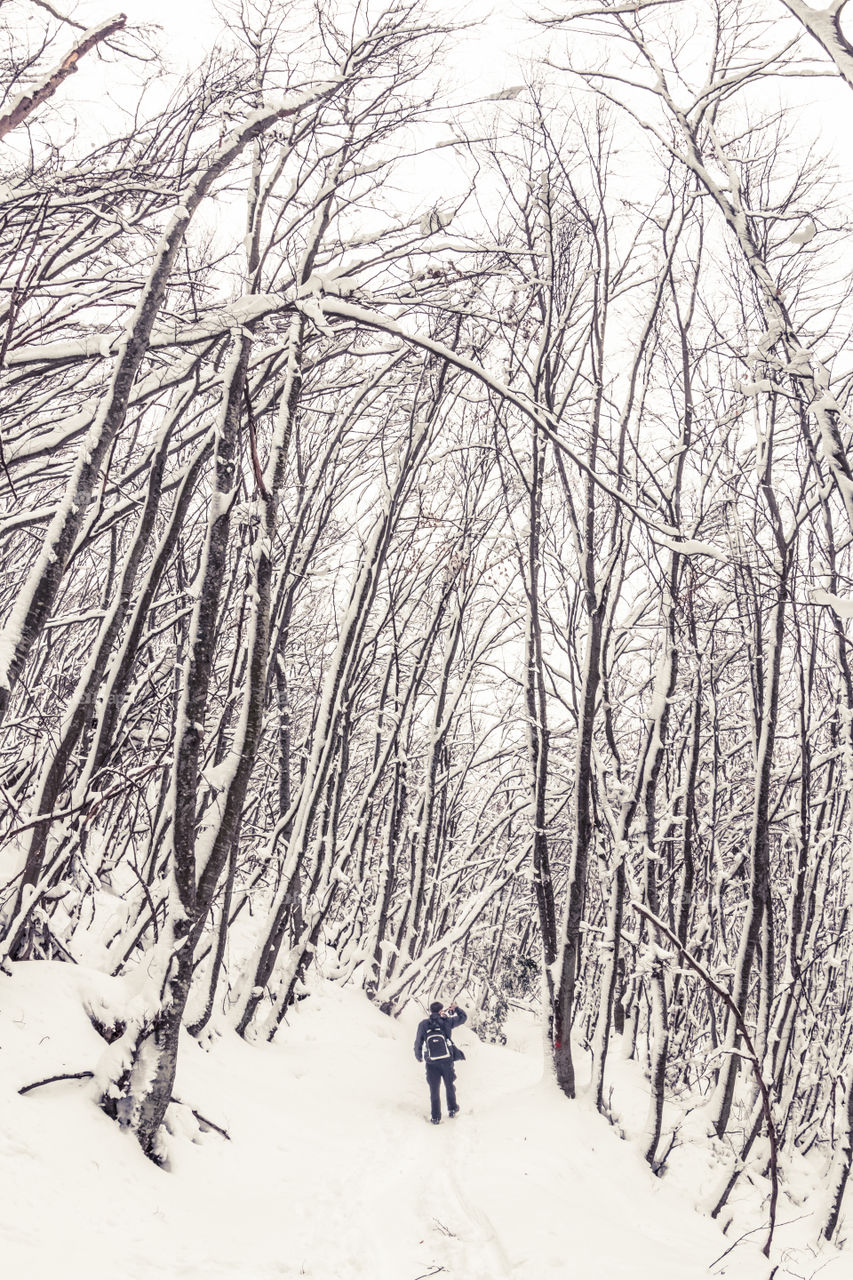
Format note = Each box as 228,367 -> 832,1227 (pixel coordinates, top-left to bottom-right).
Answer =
0,962 -> 845,1279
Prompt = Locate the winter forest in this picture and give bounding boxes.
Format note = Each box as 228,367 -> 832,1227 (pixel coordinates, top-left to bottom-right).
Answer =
3,0 -> 853,1275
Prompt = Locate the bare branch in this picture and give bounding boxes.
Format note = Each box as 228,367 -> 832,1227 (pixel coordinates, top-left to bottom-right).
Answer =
630,901 -> 780,1260
537,0 -> 683,21
19,1070 -> 94,1094
25,0 -> 87,29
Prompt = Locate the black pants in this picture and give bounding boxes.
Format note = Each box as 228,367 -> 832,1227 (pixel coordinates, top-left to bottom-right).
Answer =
426,1060 -> 457,1121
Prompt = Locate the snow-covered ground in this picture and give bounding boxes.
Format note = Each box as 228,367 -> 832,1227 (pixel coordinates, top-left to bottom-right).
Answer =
0,962 -> 847,1279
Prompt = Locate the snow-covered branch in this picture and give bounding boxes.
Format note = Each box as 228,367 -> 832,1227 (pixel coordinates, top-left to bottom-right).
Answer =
0,14 -> 128,140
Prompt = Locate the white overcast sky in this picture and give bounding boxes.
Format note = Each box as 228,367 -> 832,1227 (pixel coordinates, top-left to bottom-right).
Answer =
28,0 -> 853,270
53,1 -> 853,169
66,0 -> 530,94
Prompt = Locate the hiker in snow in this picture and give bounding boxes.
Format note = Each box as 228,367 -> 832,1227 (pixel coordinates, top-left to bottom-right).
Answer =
414,1000 -> 466,1124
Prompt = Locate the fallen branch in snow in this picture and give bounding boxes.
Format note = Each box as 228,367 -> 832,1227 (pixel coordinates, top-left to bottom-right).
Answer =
18,1070 -> 94,1094
170,1097 -> 231,1141
708,1218 -> 774,1272
709,1211 -> 810,1274
629,900 -> 779,1261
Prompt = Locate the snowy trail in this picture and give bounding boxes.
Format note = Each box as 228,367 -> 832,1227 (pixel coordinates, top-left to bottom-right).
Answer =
0,964 -> 847,1280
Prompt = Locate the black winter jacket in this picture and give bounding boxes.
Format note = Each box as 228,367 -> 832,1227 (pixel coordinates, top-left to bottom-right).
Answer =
414,1007 -> 467,1062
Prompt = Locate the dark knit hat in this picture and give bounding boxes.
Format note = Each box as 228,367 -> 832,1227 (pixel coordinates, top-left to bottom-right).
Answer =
429,1001 -> 443,1014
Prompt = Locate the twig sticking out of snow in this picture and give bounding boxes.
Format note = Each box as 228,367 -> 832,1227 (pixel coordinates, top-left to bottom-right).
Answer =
170,1097 -> 231,1141
17,1073 -> 231,1140
18,1069 -> 94,1094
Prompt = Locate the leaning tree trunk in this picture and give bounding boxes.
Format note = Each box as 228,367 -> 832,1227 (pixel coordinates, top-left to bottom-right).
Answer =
99,268 -> 305,1154
97,322 -> 258,1157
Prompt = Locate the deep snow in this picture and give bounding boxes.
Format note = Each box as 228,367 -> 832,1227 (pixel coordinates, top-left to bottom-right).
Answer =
0,962 -> 848,1279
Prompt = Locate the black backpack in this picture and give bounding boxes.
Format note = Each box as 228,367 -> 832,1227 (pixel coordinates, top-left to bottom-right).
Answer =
423,1017 -> 453,1064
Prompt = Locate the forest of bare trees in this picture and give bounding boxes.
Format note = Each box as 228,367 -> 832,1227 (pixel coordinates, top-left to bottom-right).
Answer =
3,0 -> 853,1252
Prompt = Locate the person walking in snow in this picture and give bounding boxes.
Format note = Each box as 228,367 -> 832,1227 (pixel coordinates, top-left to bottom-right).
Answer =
414,1000 -> 466,1124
